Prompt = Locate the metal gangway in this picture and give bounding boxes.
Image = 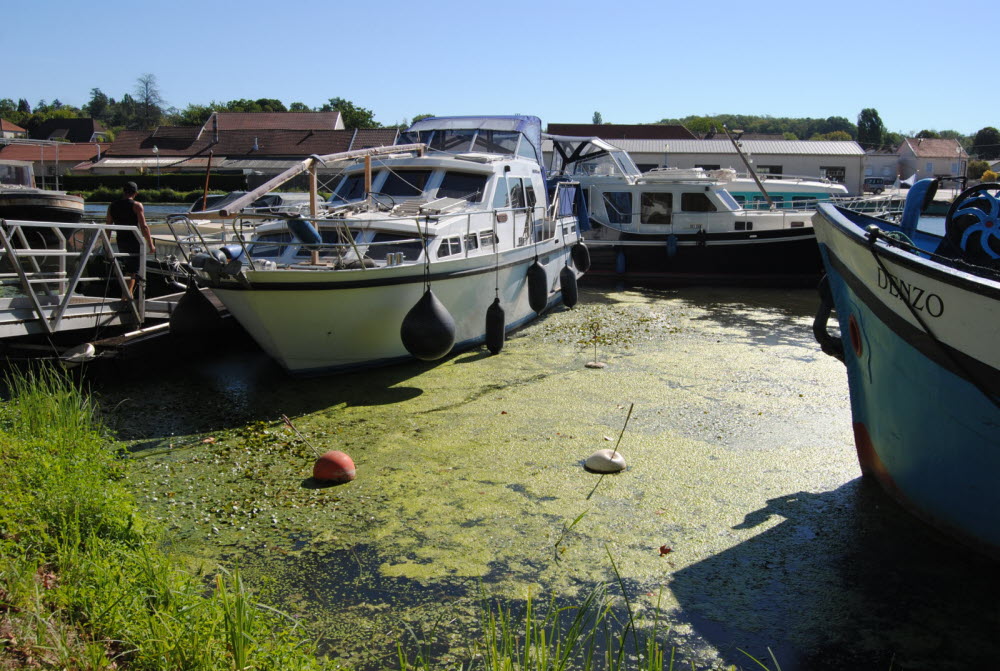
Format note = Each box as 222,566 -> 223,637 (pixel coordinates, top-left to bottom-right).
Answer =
0,218 -> 152,339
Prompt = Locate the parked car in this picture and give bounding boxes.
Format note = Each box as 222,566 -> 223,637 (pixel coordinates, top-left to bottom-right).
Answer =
863,177 -> 887,194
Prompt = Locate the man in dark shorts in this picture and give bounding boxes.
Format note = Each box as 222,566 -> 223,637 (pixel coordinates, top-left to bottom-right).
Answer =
106,181 -> 155,296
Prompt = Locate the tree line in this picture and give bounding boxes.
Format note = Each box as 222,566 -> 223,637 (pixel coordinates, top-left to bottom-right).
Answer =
3,74 -> 999,161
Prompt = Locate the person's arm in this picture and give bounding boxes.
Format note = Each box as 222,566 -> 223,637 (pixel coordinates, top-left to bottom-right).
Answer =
133,201 -> 155,253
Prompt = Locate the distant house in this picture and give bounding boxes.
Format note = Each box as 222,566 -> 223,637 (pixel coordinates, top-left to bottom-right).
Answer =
29,118 -> 109,143
897,138 -> 967,182
78,111 -> 395,184
1,119 -> 27,139
864,148 -> 900,182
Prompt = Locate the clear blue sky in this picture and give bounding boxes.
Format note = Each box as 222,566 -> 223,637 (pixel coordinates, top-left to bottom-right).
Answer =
5,0 -> 993,135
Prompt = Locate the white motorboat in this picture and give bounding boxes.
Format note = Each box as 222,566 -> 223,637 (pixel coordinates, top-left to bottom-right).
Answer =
546,135 -> 851,283
0,159 -> 84,223
184,116 -> 588,374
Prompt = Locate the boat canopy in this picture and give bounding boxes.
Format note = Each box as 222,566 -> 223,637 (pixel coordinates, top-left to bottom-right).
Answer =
400,115 -> 544,170
544,135 -> 642,180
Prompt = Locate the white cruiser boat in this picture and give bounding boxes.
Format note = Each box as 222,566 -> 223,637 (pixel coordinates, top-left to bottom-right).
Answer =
185,116 -> 587,374
546,135 -> 845,283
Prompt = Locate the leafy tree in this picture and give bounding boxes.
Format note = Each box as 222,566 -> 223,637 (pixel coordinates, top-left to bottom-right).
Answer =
592,111 -> 603,125
320,97 -> 380,129
972,127 -> 1000,160
915,129 -> 940,139
410,114 -> 434,123
857,108 -> 885,149
884,131 -> 904,149
967,160 -> 990,180
288,102 -> 311,112
133,73 -> 165,129
0,99 -> 16,116
810,130 -> 853,141
982,169 -> 999,182
17,99 -> 30,114
84,88 -> 110,121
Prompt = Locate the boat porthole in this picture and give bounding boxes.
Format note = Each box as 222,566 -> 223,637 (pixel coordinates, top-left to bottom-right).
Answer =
848,314 -> 863,357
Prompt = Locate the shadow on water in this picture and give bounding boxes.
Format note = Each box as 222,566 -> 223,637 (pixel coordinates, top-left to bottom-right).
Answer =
81,333 -> 435,441
670,478 -> 1000,671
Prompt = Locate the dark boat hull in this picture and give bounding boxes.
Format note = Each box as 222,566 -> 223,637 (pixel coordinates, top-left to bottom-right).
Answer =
0,190 -> 85,223
585,228 -> 821,285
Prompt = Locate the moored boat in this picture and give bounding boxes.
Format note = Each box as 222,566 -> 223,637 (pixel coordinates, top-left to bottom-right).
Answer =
0,159 -> 84,223
184,115 -> 587,375
812,180 -> 1000,555
545,135 -> 846,284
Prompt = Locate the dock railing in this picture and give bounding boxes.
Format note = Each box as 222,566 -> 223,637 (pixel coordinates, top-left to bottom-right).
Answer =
0,218 -> 148,337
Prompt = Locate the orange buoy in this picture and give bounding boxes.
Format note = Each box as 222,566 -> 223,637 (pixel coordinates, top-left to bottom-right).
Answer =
313,450 -> 356,483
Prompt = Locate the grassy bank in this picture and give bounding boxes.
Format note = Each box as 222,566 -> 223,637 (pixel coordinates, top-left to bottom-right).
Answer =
0,366 -> 780,670
0,367 -> 329,670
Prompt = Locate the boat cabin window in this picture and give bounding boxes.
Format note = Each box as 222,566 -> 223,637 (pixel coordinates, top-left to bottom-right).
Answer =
525,183 -> 537,208
363,233 -> 423,261
331,174 -> 366,203
681,192 -> 717,213
480,230 -> 496,247
716,190 -> 740,210
381,170 -> 432,197
438,172 -> 488,202
429,129 -> 476,153
492,177 -> 510,209
792,196 -> 818,206
249,231 -> 292,257
437,236 -> 462,258
640,193 -> 672,225
473,130 -> 519,155
751,195 -> 784,209
464,233 -> 479,251
295,229 -> 353,257
509,179 -> 526,209
602,192 -> 632,225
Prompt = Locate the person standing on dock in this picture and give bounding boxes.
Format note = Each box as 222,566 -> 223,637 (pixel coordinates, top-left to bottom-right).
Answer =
106,181 -> 155,296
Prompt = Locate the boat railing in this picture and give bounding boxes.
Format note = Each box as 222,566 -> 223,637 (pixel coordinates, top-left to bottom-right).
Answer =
215,201 -> 574,271
0,218 -> 147,334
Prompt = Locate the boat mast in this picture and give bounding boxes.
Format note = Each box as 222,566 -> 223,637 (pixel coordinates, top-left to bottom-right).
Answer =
722,125 -> 773,209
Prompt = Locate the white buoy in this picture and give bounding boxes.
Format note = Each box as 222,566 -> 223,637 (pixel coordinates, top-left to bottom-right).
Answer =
585,448 -> 626,473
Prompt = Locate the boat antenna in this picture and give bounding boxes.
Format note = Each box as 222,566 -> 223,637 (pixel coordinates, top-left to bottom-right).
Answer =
722,125 -> 773,209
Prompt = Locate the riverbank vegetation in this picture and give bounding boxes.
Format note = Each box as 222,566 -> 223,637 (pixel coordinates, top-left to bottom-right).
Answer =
0,366 -> 778,670
0,367 -> 329,669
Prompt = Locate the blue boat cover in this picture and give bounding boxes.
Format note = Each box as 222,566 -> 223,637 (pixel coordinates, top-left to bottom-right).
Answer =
404,115 -> 544,170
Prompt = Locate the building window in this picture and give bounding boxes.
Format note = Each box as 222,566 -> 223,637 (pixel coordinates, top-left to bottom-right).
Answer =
925,162 -> 934,174
695,164 -> 721,171
636,163 -> 659,173
681,192 -> 717,212
820,166 -> 846,183
640,192 -> 672,224
757,165 -> 783,178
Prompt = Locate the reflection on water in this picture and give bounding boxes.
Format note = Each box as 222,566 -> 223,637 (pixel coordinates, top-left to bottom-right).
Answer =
84,286 -> 998,670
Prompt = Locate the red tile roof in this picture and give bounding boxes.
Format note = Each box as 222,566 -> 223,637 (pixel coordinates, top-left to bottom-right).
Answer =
1,119 -> 26,133
107,127 -> 398,158
113,128 -> 340,157
208,112 -> 343,132
546,123 -> 696,140
0,143 -> 109,161
902,138 -> 967,158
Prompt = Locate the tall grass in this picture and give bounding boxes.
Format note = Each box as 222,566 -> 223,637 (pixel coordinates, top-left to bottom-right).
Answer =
0,365 -> 333,670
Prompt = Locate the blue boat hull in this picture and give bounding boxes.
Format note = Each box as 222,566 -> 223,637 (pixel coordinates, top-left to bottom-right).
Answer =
815,204 -> 1000,555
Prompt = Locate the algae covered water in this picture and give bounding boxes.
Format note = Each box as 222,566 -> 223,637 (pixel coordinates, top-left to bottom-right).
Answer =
94,285 -> 999,670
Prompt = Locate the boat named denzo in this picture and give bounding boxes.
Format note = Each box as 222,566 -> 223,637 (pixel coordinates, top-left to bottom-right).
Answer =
185,116 -> 589,375
813,179 -> 1000,555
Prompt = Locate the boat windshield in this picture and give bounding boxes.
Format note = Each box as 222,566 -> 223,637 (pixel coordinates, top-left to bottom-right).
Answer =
715,189 -> 741,210
330,174 -> 366,204
0,162 -> 34,187
438,172 -> 488,202
399,128 -> 522,156
568,152 -> 631,178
